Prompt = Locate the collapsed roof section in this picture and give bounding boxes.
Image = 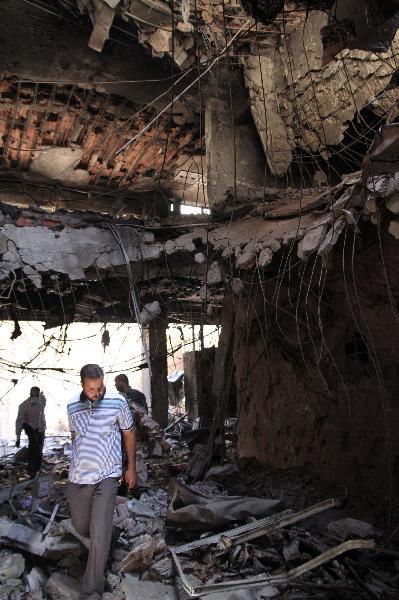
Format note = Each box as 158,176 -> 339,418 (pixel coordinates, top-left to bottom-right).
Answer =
3,1 -> 399,208
2,150 -> 399,327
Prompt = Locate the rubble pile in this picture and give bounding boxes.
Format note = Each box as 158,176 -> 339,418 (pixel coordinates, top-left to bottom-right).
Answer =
0,422 -> 398,600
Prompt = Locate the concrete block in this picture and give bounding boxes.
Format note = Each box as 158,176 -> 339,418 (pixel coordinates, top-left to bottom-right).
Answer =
257,247 -> 273,268
122,576 -> 177,600
386,193 -> 399,214
45,573 -> 80,600
0,553 -> 25,579
297,224 -> 328,260
148,30 -> 173,54
389,219 -> 399,239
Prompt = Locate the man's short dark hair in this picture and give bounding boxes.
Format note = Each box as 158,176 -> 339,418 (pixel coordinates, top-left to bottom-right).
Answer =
80,364 -> 104,382
115,373 -> 129,385
30,386 -> 40,397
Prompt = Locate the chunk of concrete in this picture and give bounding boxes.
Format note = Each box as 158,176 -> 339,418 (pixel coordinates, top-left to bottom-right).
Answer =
127,500 -> 156,519
298,223 -> 328,260
122,576 -> 177,600
257,247 -> 273,268
236,250 -> 255,269
118,535 -> 166,573
0,553 -> 25,579
366,175 -> 395,197
45,573 -> 81,600
207,262 -> 222,285
0,578 -> 24,598
148,556 -> 174,581
387,193 -> 399,214
388,219 -> 399,239
139,301 -> 162,325
27,567 -> 48,592
148,29 -> 173,53
30,147 -> 90,185
327,518 -> 381,540
194,252 -> 206,264
205,463 -> 240,481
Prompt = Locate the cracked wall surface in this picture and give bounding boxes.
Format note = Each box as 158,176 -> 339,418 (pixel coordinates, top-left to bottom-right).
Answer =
244,11 -> 399,176
233,224 -> 399,506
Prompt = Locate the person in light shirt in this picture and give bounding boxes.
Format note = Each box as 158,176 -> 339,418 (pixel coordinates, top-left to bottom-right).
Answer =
67,364 -> 136,597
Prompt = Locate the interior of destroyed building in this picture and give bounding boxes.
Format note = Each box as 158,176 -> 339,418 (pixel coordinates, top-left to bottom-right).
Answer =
1,0 -> 399,598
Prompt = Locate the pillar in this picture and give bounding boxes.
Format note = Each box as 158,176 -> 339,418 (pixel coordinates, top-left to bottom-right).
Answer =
149,318 -> 168,427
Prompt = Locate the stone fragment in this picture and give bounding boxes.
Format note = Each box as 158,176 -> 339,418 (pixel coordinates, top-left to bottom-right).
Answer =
103,593 -> 123,600
27,567 -> 47,592
205,463 -> 240,482
317,217 -> 346,263
207,262 -> 222,285
139,301 -> 161,325
0,578 -> 24,598
45,573 -> 81,600
26,592 -> 45,600
283,539 -> 301,561
231,278 -> 244,295
148,557 -> 174,581
327,518 -> 381,540
366,175 -> 395,197
257,247 -> 273,268
148,30 -> 172,53
297,223 -> 328,260
0,516 -> 81,557
118,535 -> 166,573
122,576 -> 178,600
194,252 -> 206,264
128,500 -> 156,519
388,219 -> 399,239
176,21 -> 193,33
235,250 -> 255,269
0,553 -> 25,579
107,572 -> 122,592
386,193 -> 399,214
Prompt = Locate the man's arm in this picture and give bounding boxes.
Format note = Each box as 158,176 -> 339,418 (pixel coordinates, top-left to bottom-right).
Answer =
15,404 -> 24,446
122,429 -> 136,489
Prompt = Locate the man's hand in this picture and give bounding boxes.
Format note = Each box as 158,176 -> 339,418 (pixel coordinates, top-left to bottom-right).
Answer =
124,465 -> 136,490
15,439 -> 20,448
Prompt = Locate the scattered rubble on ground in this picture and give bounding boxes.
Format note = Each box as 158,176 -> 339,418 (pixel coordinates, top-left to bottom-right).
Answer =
0,420 -> 398,600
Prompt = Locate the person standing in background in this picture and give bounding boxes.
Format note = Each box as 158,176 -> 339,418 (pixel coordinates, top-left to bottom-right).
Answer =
115,373 -> 148,413
15,386 -> 46,477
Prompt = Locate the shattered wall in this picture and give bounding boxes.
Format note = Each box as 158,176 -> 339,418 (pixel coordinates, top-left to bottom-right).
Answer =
244,11 -> 399,177
233,223 -> 399,508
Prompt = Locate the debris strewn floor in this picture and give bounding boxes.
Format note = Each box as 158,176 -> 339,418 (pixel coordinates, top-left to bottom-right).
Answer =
0,422 -> 398,600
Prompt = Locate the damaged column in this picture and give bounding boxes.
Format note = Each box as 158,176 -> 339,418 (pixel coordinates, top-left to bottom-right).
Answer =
243,49 -> 293,178
205,95 -> 266,211
149,318 -> 168,428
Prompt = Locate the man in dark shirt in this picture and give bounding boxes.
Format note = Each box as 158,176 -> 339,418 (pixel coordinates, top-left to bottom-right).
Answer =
115,374 -> 148,414
15,386 -> 46,477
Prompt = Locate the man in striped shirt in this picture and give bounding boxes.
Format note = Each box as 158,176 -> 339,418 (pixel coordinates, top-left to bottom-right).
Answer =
67,364 -> 136,597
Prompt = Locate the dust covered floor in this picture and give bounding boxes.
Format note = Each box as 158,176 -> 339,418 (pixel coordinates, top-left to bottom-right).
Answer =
0,428 -> 398,600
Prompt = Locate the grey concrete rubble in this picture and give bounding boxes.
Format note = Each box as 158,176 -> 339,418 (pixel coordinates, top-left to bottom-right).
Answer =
0,428 -> 395,599
0,553 -> 25,579
327,518 -> 382,540
45,572 -> 81,600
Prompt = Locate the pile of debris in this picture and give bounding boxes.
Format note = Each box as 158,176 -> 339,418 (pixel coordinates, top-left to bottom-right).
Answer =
0,423 -> 398,600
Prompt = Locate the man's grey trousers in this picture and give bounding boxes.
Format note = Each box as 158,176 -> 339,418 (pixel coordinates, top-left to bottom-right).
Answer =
67,477 -> 118,595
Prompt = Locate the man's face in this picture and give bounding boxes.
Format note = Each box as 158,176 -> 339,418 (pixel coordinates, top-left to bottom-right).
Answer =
115,378 -> 127,393
82,377 -> 104,401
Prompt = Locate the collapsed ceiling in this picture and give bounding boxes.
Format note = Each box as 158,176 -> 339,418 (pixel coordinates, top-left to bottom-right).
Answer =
1,0 -> 399,325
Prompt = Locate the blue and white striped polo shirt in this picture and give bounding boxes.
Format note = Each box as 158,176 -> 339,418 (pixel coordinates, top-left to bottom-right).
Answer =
67,390 -> 134,484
